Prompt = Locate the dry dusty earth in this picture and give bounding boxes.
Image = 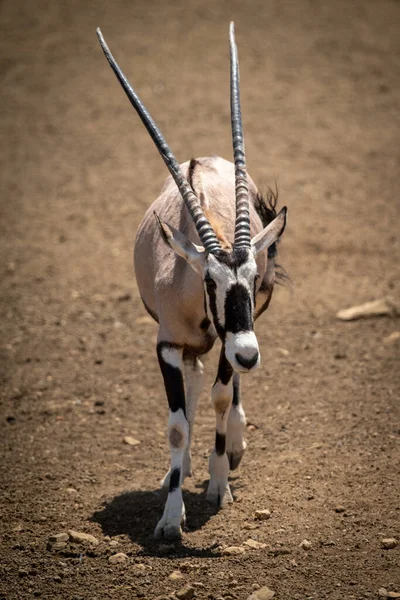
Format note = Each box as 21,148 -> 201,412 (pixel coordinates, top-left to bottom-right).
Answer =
1,1 -> 399,599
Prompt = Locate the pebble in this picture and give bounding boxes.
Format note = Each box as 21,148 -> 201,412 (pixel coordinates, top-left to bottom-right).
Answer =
388,593 -> 400,599
336,297 -> 399,321
334,506 -> 345,513
244,539 -> 267,549
278,348 -> 290,357
383,331 -> 400,345
109,539 -> 119,547
47,532 -> 69,550
108,552 -> 129,564
18,569 -> 29,578
68,530 -> 99,546
222,546 -> 246,555
381,538 -> 397,549
122,436 -> 141,446
175,584 -> 195,600
169,570 -> 184,580
379,589 -> 388,598
299,539 -> 312,550
255,509 -> 271,521
247,586 -> 275,600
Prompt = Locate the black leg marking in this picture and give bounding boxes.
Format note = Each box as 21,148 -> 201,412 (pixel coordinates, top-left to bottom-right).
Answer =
215,432 -> 226,456
169,467 -> 181,492
157,342 -> 186,415
214,346 -> 233,386
232,372 -> 241,406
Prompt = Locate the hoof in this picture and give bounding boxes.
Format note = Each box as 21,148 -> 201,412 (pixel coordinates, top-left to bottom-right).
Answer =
206,481 -> 233,508
154,523 -> 182,540
227,448 -> 245,471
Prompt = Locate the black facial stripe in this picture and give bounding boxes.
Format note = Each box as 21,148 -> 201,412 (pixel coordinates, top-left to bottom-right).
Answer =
224,283 -> 253,334
215,432 -> 226,456
169,467 -> 180,492
157,342 -> 186,415
206,284 -> 225,340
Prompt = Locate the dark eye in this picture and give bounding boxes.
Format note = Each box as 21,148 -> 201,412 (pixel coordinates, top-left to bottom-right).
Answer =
204,273 -> 216,288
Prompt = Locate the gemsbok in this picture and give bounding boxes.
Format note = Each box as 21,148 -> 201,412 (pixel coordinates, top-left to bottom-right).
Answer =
97,23 -> 287,540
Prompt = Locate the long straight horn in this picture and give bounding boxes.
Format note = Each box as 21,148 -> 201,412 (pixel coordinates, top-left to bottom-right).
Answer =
96,28 -> 221,254
229,22 -> 251,249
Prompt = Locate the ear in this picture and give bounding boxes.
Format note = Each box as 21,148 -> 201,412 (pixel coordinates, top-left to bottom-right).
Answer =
251,207 -> 287,258
154,212 -> 205,275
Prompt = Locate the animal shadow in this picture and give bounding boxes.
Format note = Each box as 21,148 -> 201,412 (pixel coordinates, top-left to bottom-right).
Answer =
91,485 -> 221,558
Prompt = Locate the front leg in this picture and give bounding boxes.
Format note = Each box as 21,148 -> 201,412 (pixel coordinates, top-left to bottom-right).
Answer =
155,341 -> 189,540
226,372 -> 247,470
207,346 -> 234,507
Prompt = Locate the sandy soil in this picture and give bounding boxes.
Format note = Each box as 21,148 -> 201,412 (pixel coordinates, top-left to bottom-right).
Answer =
1,1 -> 399,599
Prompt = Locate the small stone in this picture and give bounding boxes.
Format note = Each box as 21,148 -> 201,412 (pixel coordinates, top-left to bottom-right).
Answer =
381,538 -> 397,549
255,509 -> 271,521
334,506 -> 345,513
336,297 -> 399,321
175,584 -> 195,600
109,539 -> 119,547
300,539 -> 312,550
244,538 -> 267,549
383,331 -> 400,345
122,436 -> 141,446
222,546 -> 246,555
48,533 -> 69,544
18,569 -> 29,578
68,530 -> 99,546
169,570 -> 184,580
66,488 -> 78,495
247,586 -> 275,600
378,589 -> 388,598
278,348 -> 290,357
108,552 -> 129,564
54,575 -> 62,583
388,593 -> 400,599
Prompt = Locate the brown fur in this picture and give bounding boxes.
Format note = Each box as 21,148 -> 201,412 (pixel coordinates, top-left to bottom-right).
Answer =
169,426 -> 184,448
204,208 -> 232,251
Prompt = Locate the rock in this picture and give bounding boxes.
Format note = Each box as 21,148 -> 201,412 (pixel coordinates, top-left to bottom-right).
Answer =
378,589 -> 388,598
175,584 -> 195,600
388,593 -> 400,599
169,570 -> 184,580
255,509 -> 271,521
222,546 -> 246,555
122,436 -> 141,446
18,569 -> 29,577
66,487 -> 78,495
47,532 -> 69,550
109,539 -> 119,547
336,297 -> 399,321
334,506 -> 345,513
383,331 -> 400,345
48,533 -> 69,543
247,586 -> 275,600
244,538 -> 267,549
68,530 -> 99,546
381,538 -> 397,549
299,539 -> 312,550
278,348 -> 290,357
108,552 -> 129,564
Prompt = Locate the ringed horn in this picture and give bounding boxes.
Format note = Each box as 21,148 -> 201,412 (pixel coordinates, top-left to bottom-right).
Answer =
96,23 -> 252,253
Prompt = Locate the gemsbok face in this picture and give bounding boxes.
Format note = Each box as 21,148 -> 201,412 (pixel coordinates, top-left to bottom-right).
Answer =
156,215 -> 286,373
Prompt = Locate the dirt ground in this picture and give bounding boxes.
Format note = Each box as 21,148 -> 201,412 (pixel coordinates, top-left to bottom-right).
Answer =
1,0 -> 399,598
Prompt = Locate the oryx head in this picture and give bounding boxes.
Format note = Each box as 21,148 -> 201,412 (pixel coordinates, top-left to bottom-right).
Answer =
97,22 -> 287,373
